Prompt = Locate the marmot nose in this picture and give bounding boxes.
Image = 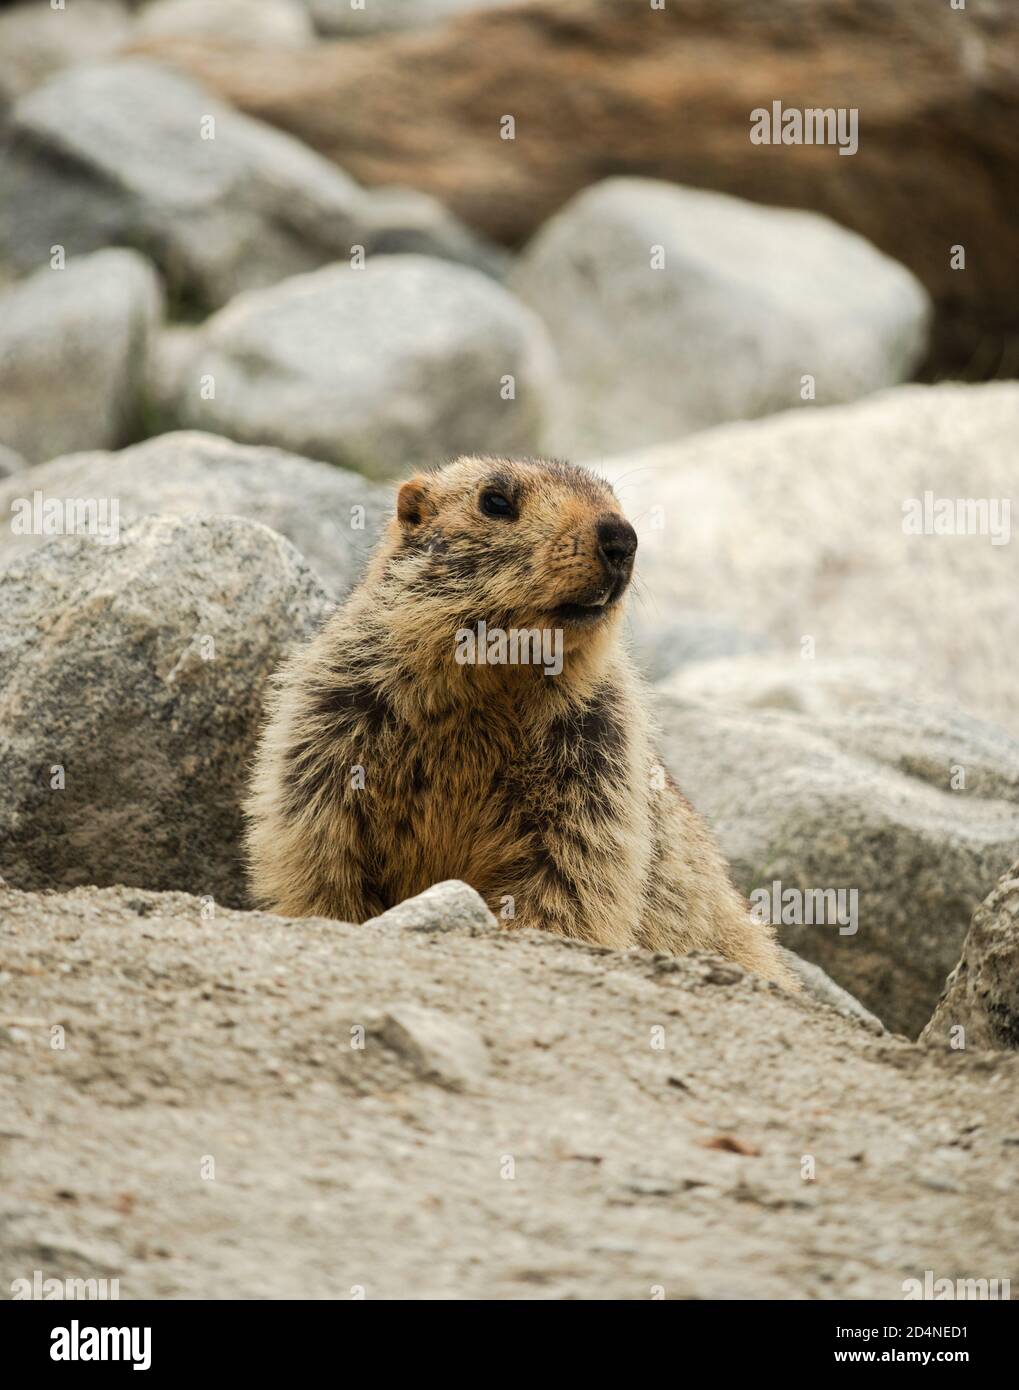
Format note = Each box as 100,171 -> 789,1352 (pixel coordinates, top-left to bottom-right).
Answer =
596,516 -> 638,573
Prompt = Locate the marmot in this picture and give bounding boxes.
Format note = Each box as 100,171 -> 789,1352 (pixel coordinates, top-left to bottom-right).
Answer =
245,455 -> 795,987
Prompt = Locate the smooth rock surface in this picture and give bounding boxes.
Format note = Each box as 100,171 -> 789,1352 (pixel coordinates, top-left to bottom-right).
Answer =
0,249 -> 162,464
355,185 -> 510,279
366,879 -> 498,935
0,60 -> 367,309
606,383 -> 1019,735
170,256 -> 554,477
514,178 -> 930,456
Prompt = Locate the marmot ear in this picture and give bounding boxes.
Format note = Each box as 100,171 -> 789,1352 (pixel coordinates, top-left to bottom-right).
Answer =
396,476 -> 433,528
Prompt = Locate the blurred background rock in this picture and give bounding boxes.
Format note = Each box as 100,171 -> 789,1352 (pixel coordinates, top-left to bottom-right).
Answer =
3,0 -> 1018,372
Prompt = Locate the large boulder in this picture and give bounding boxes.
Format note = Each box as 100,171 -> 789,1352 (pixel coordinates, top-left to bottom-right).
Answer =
0,60 -> 499,309
603,383 -> 1019,736
513,179 -> 930,456
2,880 -> 1017,1298
0,514 -> 330,906
655,656 -> 1019,1037
0,248 -> 163,464
128,0 -> 1019,374
0,431 -> 390,594
169,256 -> 555,477
922,862 -> 1019,1052
0,59 -> 361,307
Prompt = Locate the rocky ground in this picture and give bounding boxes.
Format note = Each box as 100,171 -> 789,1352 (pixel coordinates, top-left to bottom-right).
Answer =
2,881 -> 1018,1300
1,0 -> 1017,1301
1,400 -> 1015,1039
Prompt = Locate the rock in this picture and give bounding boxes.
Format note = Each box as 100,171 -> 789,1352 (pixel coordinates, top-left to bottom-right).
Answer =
0,249 -> 163,465
0,445 -> 25,479
780,949 -> 884,1034
366,880 -> 498,935
625,615 -> 771,685
0,59 -> 513,306
144,325 -> 203,422
306,0 -> 512,37
371,1004 -> 489,1091
357,186 -> 510,280
129,0 -> 1019,374
513,179 -> 930,456
0,0 -> 131,106
603,383 -> 1019,736
170,256 -> 554,477
0,59 -> 365,309
136,0 -> 313,48
2,880 -> 1018,1297
0,515 -> 330,906
654,655 -> 1019,1037
0,431 -> 390,595
922,862 -> 1019,1052
661,655 -> 907,721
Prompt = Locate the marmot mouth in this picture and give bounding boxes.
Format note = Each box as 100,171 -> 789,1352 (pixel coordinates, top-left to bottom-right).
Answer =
552,574 -> 629,625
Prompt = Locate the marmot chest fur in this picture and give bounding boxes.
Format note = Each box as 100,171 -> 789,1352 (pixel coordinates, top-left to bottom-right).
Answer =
245,455 -> 794,987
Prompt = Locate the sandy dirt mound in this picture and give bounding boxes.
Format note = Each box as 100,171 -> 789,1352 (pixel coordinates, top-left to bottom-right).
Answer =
2,884 -> 1017,1299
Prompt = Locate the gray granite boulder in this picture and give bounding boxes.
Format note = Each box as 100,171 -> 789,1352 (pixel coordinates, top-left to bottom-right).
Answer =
170,255 -> 554,477
0,60 -> 501,309
605,382 -> 1019,736
655,656 -> 1019,1036
0,514 -> 330,906
0,431 -> 390,594
0,248 -> 162,464
514,178 -> 930,456
922,861 -> 1019,1052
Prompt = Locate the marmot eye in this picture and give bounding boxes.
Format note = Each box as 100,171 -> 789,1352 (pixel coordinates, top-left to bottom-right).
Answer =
480,490 -> 515,519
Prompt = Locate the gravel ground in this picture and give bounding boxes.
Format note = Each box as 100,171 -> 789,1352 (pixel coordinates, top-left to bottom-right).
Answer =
2,884 -> 1017,1300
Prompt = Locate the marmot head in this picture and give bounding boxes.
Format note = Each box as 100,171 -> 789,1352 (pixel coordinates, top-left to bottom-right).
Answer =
387,455 -> 638,637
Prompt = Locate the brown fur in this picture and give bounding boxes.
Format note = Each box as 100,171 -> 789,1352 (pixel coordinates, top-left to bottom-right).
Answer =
245,455 -> 796,987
